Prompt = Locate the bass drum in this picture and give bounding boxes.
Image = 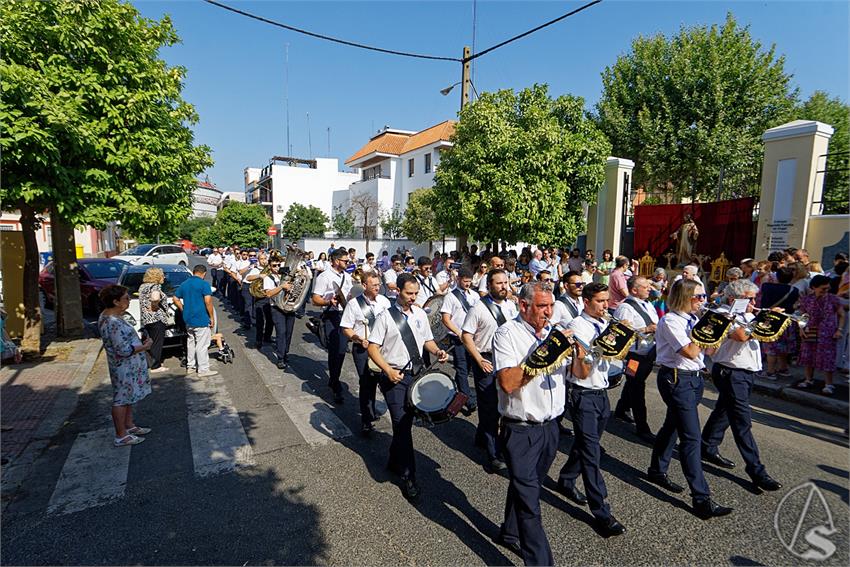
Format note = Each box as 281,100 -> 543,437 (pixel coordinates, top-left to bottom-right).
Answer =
422,294 -> 450,348
406,371 -> 468,425
606,359 -> 625,390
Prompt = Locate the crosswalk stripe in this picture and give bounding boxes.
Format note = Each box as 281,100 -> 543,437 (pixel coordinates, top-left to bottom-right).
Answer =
243,346 -> 353,445
186,373 -> 255,477
47,428 -> 131,516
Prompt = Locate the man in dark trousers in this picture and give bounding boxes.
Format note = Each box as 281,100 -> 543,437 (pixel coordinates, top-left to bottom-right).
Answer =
312,248 -> 353,403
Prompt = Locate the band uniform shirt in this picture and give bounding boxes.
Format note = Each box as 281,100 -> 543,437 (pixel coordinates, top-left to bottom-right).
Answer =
222,253 -> 235,272
415,274 -> 440,306
369,305 -> 433,370
440,288 -> 480,336
245,265 -> 262,283
477,275 -> 489,295
383,269 -> 399,299
493,318 -> 567,423
710,308 -> 761,372
462,297 -> 519,354
655,311 -> 705,371
435,269 -> 452,290
568,313 -> 611,389
313,267 -> 353,312
340,294 -> 391,339
208,253 -> 223,269
613,297 -> 659,356
551,295 -> 583,327
233,258 -> 250,283
262,273 -> 280,291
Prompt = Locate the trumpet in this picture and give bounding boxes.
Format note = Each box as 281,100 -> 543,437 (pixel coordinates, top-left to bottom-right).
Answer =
750,307 -> 810,329
543,317 -> 602,365
600,311 -> 655,347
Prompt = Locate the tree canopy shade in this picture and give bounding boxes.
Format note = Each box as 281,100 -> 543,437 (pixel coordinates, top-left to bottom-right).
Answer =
432,84 -> 610,246
380,206 -> 405,240
208,202 -> 271,248
401,189 -> 442,245
798,91 -> 850,215
280,203 -> 329,241
331,205 -> 357,238
597,13 -> 797,202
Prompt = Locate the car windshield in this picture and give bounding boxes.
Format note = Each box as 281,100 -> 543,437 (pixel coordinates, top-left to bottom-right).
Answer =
122,244 -> 156,256
120,270 -> 192,295
84,261 -> 127,280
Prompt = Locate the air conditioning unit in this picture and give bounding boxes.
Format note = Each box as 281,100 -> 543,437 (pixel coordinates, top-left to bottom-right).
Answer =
276,205 -> 285,212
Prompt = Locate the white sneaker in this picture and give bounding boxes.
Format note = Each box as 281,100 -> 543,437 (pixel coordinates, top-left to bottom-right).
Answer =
186,368 -> 197,374
822,384 -> 835,395
197,370 -> 218,377
150,367 -> 169,374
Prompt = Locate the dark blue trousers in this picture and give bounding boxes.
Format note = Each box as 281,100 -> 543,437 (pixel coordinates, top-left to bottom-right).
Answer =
379,371 -> 416,480
472,356 -> 502,461
323,311 -> 348,394
254,298 -> 273,344
210,269 -> 221,295
649,367 -> 711,502
241,285 -> 254,327
450,336 -> 474,406
352,344 -> 379,425
615,351 -> 655,433
270,306 -> 295,363
499,419 -> 559,567
701,364 -> 767,479
558,388 -> 612,521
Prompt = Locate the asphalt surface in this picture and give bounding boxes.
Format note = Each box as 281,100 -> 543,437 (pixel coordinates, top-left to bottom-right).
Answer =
4,258 -> 849,565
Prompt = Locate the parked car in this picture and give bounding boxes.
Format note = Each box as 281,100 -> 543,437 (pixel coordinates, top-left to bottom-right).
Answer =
113,244 -> 189,266
117,264 -> 217,353
39,258 -> 129,313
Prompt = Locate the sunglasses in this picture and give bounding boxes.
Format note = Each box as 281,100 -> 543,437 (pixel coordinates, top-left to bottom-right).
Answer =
693,294 -> 707,300
270,263 -> 281,268
571,281 -> 585,287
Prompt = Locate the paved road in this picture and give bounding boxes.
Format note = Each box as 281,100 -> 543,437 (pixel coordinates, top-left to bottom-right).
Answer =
3,286 -> 848,565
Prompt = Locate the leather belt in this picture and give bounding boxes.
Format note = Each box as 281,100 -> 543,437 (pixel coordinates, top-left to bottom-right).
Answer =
501,416 -> 555,427
570,383 -> 606,394
716,363 -> 755,375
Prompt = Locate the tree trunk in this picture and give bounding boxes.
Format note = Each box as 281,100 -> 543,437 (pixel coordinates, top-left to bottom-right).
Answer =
18,203 -> 43,356
49,209 -> 85,338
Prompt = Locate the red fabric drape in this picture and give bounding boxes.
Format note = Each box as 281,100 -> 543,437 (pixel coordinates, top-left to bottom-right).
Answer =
633,197 -> 754,263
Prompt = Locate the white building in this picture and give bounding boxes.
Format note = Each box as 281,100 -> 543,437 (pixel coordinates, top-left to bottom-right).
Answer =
244,157 -> 359,226
218,191 -> 245,211
333,121 -> 455,237
192,179 -> 222,218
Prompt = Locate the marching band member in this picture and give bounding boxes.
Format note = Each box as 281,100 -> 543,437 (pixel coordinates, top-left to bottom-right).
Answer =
492,281 -> 570,565
551,271 -> 584,327
462,269 -> 518,473
440,267 -> 479,414
700,279 -> 782,492
262,259 -> 294,370
383,254 -> 403,304
613,275 -> 659,441
367,273 -> 448,503
556,282 -> 626,538
312,249 -> 354,403
340,271 -> 391,436
647,279 -> 733,519
208,247 -> 224,294
414,255 -> 447,307
240,250 -> 259,328
251,254 -> 273,349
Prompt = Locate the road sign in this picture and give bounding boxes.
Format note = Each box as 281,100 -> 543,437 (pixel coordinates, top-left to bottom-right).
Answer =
267,227 -> 277,236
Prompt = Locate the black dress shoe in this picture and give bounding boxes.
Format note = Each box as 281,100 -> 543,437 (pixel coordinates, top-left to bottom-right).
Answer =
401,478 -> 420,503
615,411 -> 635,424
276,360 -> 287,370
495,534 -> 522,556
595,516 -> 626,537
693,498 -> 733,519
701,450 -> 736,469
752,475 -> 782,492
485,458 -> 508,474
360,422 -> 375,437
333,392 -> 344,404
636,429 -> 656,442
557,483 -> 588,505
647,473 -> 685,493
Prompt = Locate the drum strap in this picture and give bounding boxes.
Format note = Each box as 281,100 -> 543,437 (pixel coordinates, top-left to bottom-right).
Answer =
624,297 -> 655,328
558,295 -> 579,318
389,306 -> 424,373
417,274 -> 436,294
483,297 -> 507,326
452,288 -> 472,312
355,294 -> 376,328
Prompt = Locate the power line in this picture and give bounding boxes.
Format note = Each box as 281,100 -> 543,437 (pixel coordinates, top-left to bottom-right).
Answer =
202,0 -> 460,62
466,0 -> 603,63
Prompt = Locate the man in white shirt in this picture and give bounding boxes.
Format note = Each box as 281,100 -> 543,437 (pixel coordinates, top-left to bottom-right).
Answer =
360,252 -> 377,274
414,256 -> 448,307
462,269 -> 518,473
239,250 -> 259,328
492,281 -> 571,564
440,267 -> 479,414
612,276 -> 659,441
312,249 -> 354,403
529,249 -> 547,277
207,247 -> 223,295
367,273 -> 448,503
552,271 -> 584,327
262,259 -> 295,369
556,282 -> 626,538
700,279 -> 782,493
383,254 -> 403,303
341,271 -> 391,435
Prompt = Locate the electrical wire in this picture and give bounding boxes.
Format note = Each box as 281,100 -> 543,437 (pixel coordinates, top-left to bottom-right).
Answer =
202,0 -> 461,62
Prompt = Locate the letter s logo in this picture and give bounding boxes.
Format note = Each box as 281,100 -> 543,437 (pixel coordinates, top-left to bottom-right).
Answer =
800,525 -> 837,561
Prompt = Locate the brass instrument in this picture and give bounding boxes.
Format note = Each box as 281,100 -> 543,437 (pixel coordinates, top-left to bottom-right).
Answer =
273,246 -> 313,313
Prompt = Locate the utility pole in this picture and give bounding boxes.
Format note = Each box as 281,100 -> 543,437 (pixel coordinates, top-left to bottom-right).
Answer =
457,46 -> 472,251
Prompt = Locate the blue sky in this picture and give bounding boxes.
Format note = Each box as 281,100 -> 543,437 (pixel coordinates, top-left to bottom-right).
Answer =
133,1 -> 850,192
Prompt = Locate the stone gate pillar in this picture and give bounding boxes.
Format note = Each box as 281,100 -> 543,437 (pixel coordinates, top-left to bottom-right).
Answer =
585,157 -> 634,258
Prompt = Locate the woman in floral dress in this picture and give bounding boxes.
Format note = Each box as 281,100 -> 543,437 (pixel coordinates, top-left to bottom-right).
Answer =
98,284 -> 153,447
796,275 -> 846,395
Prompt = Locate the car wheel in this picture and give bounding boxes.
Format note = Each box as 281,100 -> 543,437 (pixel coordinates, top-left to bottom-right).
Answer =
179,261 -> 187,266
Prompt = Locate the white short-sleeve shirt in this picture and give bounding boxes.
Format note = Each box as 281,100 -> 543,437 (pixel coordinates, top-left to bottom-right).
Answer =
313,267 -> 353,312
568,313 -> 612,389
383,269 -> 399,299
655,311 -> 705,371
208,253 -> 223,269
462,297 -> 519,354
551,295 -> 583,327
493,319 -> 567,422
262,273 -> 280,291
415,274 -> 440,306
440,288 -> 479,336
340,294 -> 391,338
369,306 -> 433,369
710,309 -> 762,372
613,297 -> 659,356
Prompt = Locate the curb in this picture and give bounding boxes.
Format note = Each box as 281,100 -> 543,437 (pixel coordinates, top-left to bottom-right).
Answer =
1,338 -> 103,509
752,377 -> 849,417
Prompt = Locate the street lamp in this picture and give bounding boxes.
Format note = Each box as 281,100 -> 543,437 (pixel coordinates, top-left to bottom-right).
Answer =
440,79 -> 479,99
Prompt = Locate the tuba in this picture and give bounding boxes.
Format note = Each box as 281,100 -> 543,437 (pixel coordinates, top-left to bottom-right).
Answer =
249,250 -> 283,299
273,245 -> 313,313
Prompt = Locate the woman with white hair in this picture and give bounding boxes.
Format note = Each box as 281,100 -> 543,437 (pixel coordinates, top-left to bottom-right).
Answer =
139,267 -> 169,373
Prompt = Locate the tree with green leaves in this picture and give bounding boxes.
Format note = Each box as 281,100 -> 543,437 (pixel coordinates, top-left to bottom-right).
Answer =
597,13 -> 797,202
401,189 -> 442,251
380,205 -> 405,240
211,202 -> 271,248
178,216 -> 216,242
798,91 -> 849,215
280,203 -> 328,242
0,0 -> 211,351
332,205 -> 356,238
433,84 -> 610,245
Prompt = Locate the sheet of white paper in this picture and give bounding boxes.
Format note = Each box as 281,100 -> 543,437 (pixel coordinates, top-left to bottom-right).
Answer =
730,298 -> 750,314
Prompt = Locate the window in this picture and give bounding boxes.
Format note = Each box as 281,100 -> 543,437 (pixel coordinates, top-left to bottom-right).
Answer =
408,158 -> 414,177
424,153 -> 431,174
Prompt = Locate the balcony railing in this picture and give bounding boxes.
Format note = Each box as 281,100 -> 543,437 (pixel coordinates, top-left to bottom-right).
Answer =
354,174 -> 391,184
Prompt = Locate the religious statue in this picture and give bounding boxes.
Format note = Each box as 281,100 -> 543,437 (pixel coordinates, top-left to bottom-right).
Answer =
671,214 -> 699,267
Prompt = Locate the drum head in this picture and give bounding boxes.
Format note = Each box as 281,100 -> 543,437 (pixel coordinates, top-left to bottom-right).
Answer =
423,294 -> 448,345
410,372 -> 456,412
607,359 -> 624,377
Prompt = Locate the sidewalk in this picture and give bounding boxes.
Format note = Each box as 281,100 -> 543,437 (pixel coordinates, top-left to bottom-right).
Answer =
750,364 -> 849,416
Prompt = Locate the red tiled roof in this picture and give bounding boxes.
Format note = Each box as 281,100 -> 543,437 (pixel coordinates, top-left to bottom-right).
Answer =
345,120 -> 455,165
